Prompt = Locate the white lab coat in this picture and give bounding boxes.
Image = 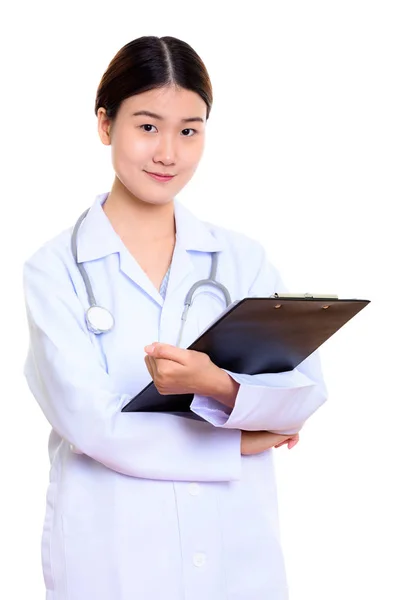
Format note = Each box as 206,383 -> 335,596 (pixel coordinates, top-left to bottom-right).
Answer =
23,192 -> 327,600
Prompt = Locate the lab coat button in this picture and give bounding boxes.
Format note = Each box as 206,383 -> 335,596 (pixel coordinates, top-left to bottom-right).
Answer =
189,483 -> 200,496
193,553 -> 206,567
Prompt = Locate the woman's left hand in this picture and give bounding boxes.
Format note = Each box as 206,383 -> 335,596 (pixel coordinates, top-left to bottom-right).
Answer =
273,433 -> 300,449
144,342 -> 239,405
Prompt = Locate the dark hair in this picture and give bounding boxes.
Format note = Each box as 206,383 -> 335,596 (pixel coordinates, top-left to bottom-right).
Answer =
95,36 -> 213,121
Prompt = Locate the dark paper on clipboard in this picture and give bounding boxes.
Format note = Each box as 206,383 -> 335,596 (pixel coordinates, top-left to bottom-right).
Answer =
121,296 -> 370,414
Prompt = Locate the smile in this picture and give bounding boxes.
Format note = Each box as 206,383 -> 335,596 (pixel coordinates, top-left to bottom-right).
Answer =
145,171 -> 176,182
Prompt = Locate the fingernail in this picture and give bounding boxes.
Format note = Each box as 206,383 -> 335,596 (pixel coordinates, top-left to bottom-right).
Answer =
144,344 -> 154,353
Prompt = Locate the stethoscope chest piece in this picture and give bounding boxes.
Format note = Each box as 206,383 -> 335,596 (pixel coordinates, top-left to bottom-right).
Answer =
85,305 -> 115,334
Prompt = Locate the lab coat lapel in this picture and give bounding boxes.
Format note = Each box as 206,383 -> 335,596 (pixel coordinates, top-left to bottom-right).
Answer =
118,248 -> 164,306
77,194 -> 164,306
166,200 -> 224,297
165,237 -> 194,298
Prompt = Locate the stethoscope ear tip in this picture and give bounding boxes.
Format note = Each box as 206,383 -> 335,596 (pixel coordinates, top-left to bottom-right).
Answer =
85,305 -> 115,334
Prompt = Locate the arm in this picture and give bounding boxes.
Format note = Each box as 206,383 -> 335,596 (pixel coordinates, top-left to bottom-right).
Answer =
23,250 -> 241,482
190,245 -> 328,434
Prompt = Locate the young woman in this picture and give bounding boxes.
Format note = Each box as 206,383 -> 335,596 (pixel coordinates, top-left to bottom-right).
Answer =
23,35 -> 327,600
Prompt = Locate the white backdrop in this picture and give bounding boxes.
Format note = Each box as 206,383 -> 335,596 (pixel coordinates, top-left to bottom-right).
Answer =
1,1 -> 399,598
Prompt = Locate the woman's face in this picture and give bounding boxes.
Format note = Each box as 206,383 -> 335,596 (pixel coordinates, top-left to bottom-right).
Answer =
97,85 -> 207,205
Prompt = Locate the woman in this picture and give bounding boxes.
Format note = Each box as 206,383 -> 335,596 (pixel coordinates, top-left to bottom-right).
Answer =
23,35 -> 327,600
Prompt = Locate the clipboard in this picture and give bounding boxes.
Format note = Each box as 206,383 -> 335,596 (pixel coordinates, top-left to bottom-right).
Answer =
121,295 -> 370,414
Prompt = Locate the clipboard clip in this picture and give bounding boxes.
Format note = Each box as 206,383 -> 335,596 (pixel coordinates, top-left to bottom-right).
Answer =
271,293 -> 339,299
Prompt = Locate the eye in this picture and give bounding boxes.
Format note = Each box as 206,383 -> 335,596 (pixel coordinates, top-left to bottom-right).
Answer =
181,128 -> 197,137
140,124 -> 157,133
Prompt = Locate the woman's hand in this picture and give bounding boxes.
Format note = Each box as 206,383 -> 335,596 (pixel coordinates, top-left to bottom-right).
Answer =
241,431 -> 300,455
144,342 -> 239,404
144,343 -> 300,455
273,433 -> 300,449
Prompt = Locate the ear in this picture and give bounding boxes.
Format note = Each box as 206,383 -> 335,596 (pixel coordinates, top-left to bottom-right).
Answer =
97,107 -> 112,146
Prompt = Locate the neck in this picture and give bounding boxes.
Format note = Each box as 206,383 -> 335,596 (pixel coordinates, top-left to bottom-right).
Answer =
103,177 -> 176,242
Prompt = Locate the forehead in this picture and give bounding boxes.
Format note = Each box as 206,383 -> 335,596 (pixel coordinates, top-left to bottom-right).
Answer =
120,86 -> 207,120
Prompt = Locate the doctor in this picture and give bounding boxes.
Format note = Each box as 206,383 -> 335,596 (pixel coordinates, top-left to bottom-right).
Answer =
23,35 -> 328,600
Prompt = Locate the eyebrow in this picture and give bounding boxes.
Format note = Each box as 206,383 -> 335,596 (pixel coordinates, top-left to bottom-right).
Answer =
131,110 -> 204,124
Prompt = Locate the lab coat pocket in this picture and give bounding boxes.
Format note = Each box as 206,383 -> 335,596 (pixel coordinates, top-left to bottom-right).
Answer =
41,482 -> 57,591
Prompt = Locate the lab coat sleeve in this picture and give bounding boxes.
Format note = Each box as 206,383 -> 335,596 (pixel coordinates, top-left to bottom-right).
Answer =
191,244 -> 328,434
23,250 -> 241,482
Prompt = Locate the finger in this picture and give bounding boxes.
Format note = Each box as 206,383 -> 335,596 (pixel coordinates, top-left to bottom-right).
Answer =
274,434 -> 298,449
144,342 -> 188,365
274,440 -> 288,448
144,355 -> 155,380
144,355 -> 152,378
150,356 -> 171,376
149,356 -> 162,377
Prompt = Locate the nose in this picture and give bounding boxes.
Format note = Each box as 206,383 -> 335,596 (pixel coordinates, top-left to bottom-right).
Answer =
153,134 -> 177,166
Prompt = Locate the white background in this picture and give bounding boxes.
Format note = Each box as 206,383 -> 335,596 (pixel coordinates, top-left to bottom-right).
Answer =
1,1 -> 399,598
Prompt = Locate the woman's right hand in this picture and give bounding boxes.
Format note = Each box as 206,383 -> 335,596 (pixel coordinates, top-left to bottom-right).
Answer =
240,430 -> 300,455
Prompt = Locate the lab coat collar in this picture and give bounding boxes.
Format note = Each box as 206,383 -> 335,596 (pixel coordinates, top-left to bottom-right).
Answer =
173,200 -> 224,253
76,192 -> 224,264
76,193 -> 123,263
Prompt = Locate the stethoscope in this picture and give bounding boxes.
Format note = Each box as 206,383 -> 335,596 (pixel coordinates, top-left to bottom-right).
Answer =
71,209 -> 232,347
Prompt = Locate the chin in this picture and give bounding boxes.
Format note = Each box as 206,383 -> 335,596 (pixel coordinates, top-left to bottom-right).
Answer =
134,192 -> 175,207
145,197 -> 175,206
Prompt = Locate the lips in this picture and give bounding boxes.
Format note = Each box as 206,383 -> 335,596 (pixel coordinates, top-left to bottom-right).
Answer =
147,171 -> 175,177
145,171 -> 175,182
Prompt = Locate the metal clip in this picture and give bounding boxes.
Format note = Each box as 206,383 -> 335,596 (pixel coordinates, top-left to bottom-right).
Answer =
272,293 -> 338,299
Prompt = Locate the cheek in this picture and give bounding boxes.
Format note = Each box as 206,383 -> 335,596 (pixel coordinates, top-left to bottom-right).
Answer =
188,138 -> 205,161
112,134 -> 153,170
179,141 -> 204,173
